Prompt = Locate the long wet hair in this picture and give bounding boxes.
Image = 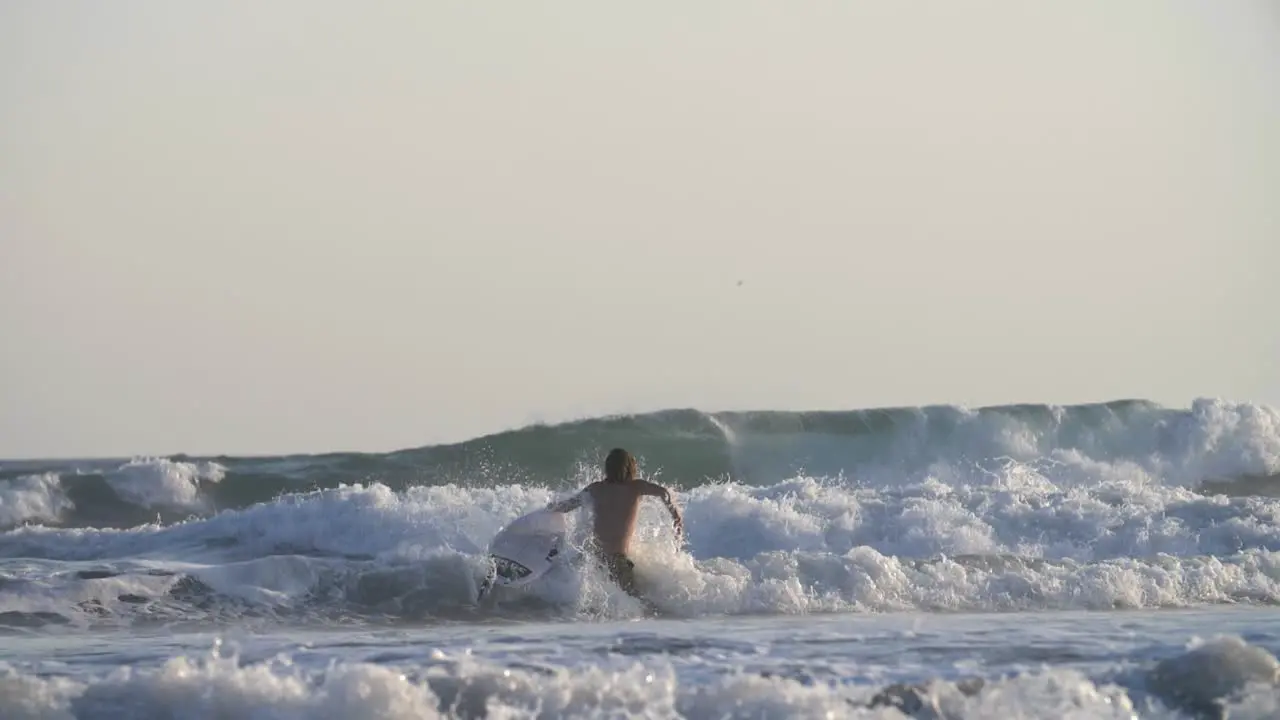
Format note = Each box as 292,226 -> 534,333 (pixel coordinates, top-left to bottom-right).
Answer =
603,448 -> 638,484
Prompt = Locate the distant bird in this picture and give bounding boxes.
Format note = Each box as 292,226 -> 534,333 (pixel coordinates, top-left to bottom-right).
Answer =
736,280 -> 744,287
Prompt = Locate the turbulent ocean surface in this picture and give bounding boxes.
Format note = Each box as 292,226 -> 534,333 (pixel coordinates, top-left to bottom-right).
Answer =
3,397 -> 1280,718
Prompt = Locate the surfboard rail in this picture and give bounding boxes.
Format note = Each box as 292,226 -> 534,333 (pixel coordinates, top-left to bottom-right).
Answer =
475,508 -> 569,602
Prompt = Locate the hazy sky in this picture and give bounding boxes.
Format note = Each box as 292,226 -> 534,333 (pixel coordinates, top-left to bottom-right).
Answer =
3,1 -> 1278,458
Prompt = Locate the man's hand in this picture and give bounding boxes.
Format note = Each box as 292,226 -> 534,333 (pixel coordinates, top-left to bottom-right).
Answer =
640,480 -> 686,547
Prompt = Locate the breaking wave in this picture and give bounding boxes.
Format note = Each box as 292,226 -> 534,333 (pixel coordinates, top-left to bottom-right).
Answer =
2,398 -> 1278,531
2,634 -> 1278,719
1,397 -> 1279,629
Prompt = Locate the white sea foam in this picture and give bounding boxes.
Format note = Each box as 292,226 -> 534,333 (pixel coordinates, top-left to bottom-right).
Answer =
5,399 -> 1279,716
1,399 -> 1279,624
4,636 -> 1278,719
105,458 -> 225,512
715,398 -> 1280,488
1146,635 -> 1280,714
0,563 -> 180,625
0,474 -> 72,529
1,467 -> 1277,625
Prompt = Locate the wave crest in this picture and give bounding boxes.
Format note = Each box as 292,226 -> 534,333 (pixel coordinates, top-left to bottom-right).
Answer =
2,398 -> 1278,529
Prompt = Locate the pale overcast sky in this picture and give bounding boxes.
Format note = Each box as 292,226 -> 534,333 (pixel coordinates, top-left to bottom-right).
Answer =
2,1 -> 1277,458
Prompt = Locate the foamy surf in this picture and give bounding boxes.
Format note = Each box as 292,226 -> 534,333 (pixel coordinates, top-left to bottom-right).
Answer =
2,619 -> 1278,719
3,398 -> 1277,532
1,470 -> 1279,629
3,398 -> 1280,718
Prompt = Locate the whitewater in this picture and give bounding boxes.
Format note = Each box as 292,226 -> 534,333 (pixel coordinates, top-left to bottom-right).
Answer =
2,397 -> 1279,718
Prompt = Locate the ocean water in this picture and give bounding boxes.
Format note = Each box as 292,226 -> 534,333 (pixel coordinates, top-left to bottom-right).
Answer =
2,397 -> 1279,718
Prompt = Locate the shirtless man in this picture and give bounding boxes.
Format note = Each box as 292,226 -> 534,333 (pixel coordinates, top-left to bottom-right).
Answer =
545,448 -> 684,604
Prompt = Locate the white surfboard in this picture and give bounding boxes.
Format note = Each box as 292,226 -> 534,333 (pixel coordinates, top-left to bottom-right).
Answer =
476,508 -> 569,602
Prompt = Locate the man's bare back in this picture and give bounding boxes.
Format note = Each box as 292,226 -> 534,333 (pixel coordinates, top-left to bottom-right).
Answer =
544,448 -> 683,603
552,479 -> 683,555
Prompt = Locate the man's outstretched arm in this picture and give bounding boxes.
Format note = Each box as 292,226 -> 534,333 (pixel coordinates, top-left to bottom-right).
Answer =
641,481 -> 684,539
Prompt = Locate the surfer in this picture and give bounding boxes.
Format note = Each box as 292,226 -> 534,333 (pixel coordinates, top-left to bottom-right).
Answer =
545,448 -> 684,607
